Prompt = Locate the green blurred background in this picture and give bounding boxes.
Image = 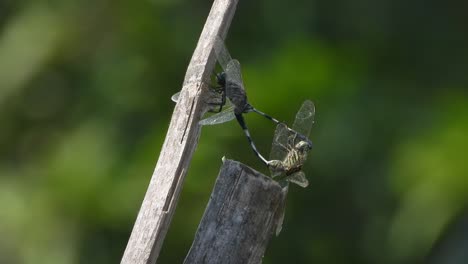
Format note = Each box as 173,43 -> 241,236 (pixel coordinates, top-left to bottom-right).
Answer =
1,0 -> 467,263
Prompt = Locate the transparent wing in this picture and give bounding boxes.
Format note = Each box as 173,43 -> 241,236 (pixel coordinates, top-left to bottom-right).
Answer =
199,106 -> 236,126
270,123 -> 290,161
213,37 -> 245,91
171,92 -> 180,103
274,186 -> 289,236
225,59 -> 244,89
291,100 -> 315,145
269,123 -> 290,177
213,36 -> 232,70
275,207 -> 285,236
287,171 -> 309,188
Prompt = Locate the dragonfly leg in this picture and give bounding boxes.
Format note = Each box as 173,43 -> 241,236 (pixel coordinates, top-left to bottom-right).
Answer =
234,113 -> 269,166
206,86 -> 226,113
217,86 -> 226,112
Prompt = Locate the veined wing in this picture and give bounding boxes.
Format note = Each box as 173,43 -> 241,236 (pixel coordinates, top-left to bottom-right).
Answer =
269,123 -> 290,177
270,123 -> 290,161
213,36 -> 232,70
225,59 -> 244,89
274,187 -> 289,236
199,106 -> 236,126
171,91 -> 180,103
287,171 -> 309,188
291,100 -> 315,146
213,37 -> 245,90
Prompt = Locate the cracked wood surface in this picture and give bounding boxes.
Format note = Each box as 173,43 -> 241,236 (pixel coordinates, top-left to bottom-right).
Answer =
184,159 -> 286,264
121,0 -> 239,263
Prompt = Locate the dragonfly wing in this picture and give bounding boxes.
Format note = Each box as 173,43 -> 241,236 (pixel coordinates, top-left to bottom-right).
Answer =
274,185 -> 289,236
199,106 -> 236,126
225,59 -> 244,89
213,37 -> 246,101
270,123 -> 290,160
287,171 -> 309,188
269,123 -> 290,177
213,36 -> 232,71
292,100 -> 315,142
275,207 -> 285,236
171,92 -> 180,103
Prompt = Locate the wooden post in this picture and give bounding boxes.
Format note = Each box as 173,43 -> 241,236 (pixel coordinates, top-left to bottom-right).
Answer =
184,159 -> 286,264
121,1 -> 239,263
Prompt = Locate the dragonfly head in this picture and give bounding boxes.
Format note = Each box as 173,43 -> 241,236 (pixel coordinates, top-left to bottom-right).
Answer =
216,72 -> 226,87
296,140 -> 312,152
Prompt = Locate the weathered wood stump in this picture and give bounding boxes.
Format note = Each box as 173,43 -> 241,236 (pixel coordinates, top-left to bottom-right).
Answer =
184,159 -> 286,264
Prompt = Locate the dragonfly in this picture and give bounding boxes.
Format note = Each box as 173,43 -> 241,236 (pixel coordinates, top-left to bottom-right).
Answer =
268,100 -> 315,235
268,99 -> 315,187
172,37 -> 310,166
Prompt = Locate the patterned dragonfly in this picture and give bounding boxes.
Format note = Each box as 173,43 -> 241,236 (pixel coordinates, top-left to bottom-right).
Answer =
268,100 -> 315,235
269,99 -> 315,187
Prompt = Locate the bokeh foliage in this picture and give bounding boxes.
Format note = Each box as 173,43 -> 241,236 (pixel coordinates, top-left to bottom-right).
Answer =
1,0 -> 467,263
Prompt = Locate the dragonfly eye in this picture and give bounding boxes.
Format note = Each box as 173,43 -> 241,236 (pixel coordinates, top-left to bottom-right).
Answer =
216,72 -> 226,86
295,141 -> 308,151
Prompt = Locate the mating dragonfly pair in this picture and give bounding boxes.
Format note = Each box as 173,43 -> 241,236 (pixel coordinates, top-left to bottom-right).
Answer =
172,37 -> 315,188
